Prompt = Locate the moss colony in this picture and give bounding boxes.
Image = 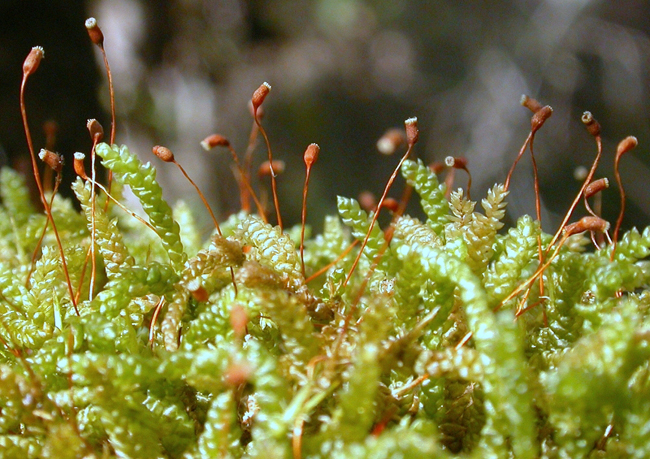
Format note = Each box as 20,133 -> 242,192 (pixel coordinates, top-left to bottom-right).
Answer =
1,19 -> 650,459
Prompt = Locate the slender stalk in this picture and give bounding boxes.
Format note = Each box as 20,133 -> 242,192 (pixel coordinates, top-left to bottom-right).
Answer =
255,117 -> 282,229
242,119 -> 260,213
89,138 -> 98,300
173,160 -> 238,295
25,171 -> 62,287
149,296 -> 166,349
152,146 -> 238,295
300,144 -> 320,278
444,156 -> 472,199
495,232 -> 571,312
504,132 -> 532,191
174,160 -> 222,235
251,82 -> 281,228
300,167 -> 312,278
99,46 -> 116,145
611,136 -> 638,260
20,48 -> 78,315
546,112 -> 602,250
86,18 -> 116,203
343,143 -> 413,287
496,216 -> 609,311
202,135 -> 267,221
304,240 -> 358,284
226,146 -> 267,221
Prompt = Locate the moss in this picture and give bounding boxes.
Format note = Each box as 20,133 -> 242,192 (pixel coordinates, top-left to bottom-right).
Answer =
2,25 -> 650,459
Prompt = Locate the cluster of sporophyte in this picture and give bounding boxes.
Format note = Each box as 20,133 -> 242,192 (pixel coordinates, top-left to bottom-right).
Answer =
1,17 -> 650,459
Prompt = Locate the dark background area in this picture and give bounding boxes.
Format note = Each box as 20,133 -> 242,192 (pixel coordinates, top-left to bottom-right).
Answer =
2,0 -> 650,237
0,0 -> 104,192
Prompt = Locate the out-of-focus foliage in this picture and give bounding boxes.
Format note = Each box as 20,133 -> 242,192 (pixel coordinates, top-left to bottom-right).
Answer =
85,0 -> 650,234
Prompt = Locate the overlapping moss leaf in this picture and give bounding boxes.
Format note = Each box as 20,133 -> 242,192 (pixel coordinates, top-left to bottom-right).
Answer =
0,137 -> 648,459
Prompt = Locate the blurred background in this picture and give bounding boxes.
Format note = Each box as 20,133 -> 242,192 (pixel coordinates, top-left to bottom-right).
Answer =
1,0 -> 650,237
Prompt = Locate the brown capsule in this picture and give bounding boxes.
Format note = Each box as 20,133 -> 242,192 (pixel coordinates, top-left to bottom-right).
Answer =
445,156 -> 467,169
564,216 -> 610,236
358,191 -> 377,212
520,95 -> 543,113
531,105 -> 553,133
85,17 -> 104,47
152,145 -> 174,163
187,279 -> 209,302
224,362 -> 252,387
405,117 -> 419,146
190,287 -> 209,302
377,128 -> 406,155
258,159 -> 285,177
584,178 -> 609,199
616,136 -> 638,159
73,152 -> 88,179
230,303 -> 248,338
381,197 -> 400,213
581,111 -> 601,137
86,119 -> 104,143
23,46 -> 44,77
303,143 -> 320,167
252,82 -> 271,112
38,149 -> 63,173
200,134 -> 230,151
429,161 -> 445,174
